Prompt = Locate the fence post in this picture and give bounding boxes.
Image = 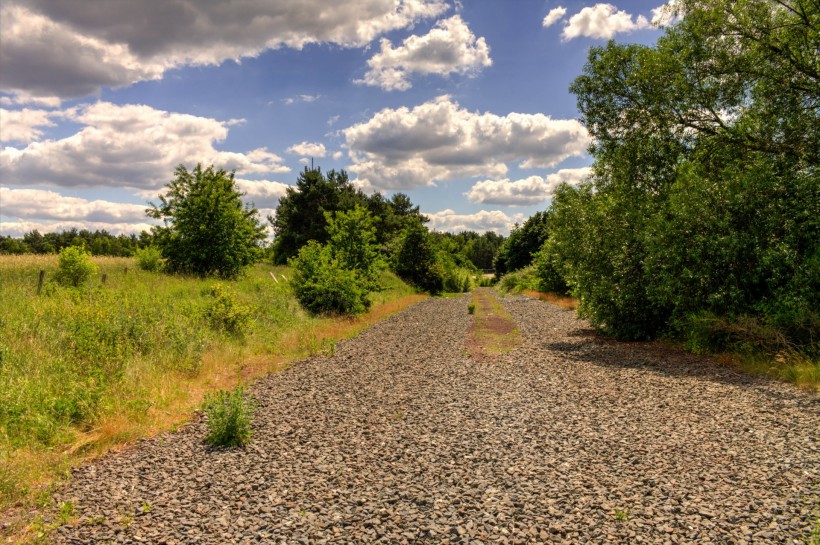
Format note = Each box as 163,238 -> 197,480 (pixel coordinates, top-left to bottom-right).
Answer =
102,273 -> 107,284
37,269 -> 45,294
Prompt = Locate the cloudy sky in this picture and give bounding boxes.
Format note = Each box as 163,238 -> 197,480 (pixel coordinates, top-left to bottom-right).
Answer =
0,0 -> 671,237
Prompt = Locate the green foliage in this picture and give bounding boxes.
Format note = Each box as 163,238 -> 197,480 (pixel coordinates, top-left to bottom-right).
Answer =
54,246 -> 97,288
205,283 -> 253,336
533,243 -> 568,294
270,167 -> 426,264
324,205 -> 383,289
497,266 -> 539,295
290,241 -> 371,315
289,206 -> 385,316
494,211 -> 551,277
202,386 -> 256,447
148,164 -> 265,279
467,303 -> 476,315
1,228 -> 148,256
134,246 -> 163,272
547,0 -> 820,350
437,251 -> 474,293
394,220 -> 444,295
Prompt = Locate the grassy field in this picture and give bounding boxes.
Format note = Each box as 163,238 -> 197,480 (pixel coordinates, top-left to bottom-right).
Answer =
0,255 -> 424,535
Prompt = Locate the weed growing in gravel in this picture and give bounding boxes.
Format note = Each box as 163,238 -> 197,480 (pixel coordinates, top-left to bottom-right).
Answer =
613,507 -> 630,522
468,303 -> 476,314
58,501 -> 74,524
202,386 -> 256,447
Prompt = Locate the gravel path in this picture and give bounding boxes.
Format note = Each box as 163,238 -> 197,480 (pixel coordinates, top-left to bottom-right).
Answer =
54,293 -> 819,544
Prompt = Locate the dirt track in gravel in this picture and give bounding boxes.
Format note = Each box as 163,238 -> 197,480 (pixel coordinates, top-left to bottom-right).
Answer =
53,292 -> 819,544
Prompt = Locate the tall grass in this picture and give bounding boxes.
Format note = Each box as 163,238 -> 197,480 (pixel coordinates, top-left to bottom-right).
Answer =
0,256 -> 422,525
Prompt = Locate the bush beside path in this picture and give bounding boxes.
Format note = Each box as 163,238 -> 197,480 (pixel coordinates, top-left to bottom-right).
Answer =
51,293 -> 819,544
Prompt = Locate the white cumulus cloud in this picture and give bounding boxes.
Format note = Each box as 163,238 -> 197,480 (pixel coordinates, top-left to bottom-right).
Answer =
465,167 -> 592,205
357,15 -> 492,91
425,208 -> 524,235
0,187 -> 148,222
286,141 -> 327,158
343,95 -> 590,191
235,178 -> 290,208
542,6 -> 567,27
0,102 -> 290,190
561,3 -> 652,40
1,0 -> 448,99
0,108 -> 55,143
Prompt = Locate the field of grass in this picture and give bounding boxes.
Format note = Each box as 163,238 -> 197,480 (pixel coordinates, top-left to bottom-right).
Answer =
0,255 -> 424,534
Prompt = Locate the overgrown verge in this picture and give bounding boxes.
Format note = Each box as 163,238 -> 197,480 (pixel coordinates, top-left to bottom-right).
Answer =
0,255 -> 424,541
467,288 -> 521,358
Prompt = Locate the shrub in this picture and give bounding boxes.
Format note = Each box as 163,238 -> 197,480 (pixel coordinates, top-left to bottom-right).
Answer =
467,303 -> 476,314
290,241 -> 370,315
533,243 -> 569,294
205,283 -> 253,335
202,386 -> 256,447
135,246 -> 163,272
498,266 -> 539,294
394,221 -> 444,294
54,246 -> 97,287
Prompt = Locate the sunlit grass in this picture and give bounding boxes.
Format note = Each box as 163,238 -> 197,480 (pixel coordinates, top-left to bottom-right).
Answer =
0,256 -> 423,540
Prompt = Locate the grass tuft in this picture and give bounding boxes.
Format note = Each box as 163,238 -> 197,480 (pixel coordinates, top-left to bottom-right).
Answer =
202,386 -> 256,447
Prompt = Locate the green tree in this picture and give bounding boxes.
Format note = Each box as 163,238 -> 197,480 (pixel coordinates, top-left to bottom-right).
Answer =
290,206 -> 383,315
394,220 -> 444,295
324,205 -> 383,289
494,211 -> 551,277
148,164 -> 265,279
270,167 -> 363,263
552,0 -> 819,348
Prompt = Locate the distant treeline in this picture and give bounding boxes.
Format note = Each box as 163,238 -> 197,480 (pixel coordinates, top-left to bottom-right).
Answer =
0,228 -> 153,256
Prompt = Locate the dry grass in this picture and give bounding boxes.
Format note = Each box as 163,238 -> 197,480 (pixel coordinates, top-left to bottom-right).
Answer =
522,289 -> 578,310
468,288 -> 521,358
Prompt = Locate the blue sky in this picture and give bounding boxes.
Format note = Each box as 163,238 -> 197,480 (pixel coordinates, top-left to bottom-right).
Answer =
0,0 -> 672,237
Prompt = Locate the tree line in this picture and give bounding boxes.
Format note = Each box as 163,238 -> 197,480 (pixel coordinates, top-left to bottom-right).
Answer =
0,229 -> 152,256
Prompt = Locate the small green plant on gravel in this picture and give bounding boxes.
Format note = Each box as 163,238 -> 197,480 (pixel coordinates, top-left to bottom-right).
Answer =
202,386 -> 256,447
613,507 -> 630,522
54,246 -> 97,288
467,303 -> 476,314
205,283 -> 253,335
140,500 -> 153,514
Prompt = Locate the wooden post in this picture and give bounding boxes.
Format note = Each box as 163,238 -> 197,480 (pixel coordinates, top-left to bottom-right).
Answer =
37,269 -> 45,294
102,273 -> 107,284
124,266 -> 128,275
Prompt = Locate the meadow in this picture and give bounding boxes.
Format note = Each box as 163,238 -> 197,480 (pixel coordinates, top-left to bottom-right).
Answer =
0,255 -> 423,516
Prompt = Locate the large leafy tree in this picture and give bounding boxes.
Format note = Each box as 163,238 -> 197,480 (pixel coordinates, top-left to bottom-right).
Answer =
148,164 -> 266,279
549,0 -> 819,346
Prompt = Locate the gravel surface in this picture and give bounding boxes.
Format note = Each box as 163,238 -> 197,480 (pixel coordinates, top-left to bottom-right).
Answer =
54,293 -> 819,544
